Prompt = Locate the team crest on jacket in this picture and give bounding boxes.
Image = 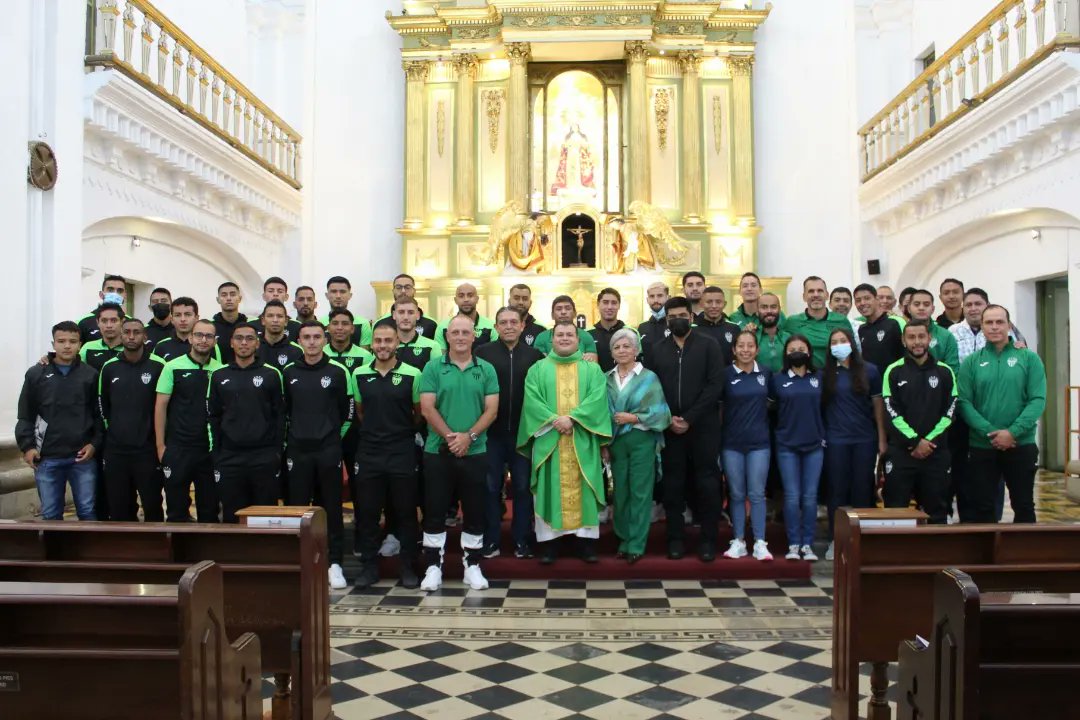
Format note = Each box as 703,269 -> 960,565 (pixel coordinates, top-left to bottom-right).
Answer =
278,353 -> 288,366
1007,357 -> 1018,367
929,375 -> 939,389
287,458 -> 294,471
320,376 -> 331,388
392,374 -> 402,386
141,372 -> 152,385
417,327 -> 425,336
162,466 -> 172,479
809,377 -> 819,388
525,334 -> 535,345
884,461 -> 893,475
214,470 -> 221,483
413,347 -> 423,356
253,375 -> 264,387
757,375 -> 766,386
877,330 -> 885,342
929,339 -> 938,348
725,332 -> 733,343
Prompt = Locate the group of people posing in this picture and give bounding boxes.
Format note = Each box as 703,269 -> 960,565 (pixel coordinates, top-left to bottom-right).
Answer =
15,269 -> 1046,592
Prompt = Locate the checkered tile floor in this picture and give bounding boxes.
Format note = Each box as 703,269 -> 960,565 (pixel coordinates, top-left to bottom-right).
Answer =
302,571 -> 899,719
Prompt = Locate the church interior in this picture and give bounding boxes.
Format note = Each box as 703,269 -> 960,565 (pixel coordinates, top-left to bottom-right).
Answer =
3,0 -> 1080,719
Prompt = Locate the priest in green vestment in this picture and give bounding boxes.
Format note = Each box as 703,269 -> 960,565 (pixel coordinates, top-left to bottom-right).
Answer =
517,321 -> 613,563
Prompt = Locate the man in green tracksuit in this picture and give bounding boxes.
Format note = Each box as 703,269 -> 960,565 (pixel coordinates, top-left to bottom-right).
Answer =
781,276 -> 855,368
958,305 -> 1046,524
907,289 -> 960,373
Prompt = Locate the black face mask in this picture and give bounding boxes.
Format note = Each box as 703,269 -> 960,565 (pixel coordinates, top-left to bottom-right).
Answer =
786,351 -> 810,368
151,303 -> 171,321
668,318 -> 691,338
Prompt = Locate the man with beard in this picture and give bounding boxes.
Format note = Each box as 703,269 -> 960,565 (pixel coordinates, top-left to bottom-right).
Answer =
533,295 -> 598,361
855,283 -> 904,370
881,319 -> 957,524
637,281 -> 670,365
394,297 -> 442,371
589,288 -> 629,372
436,283 -> 496,350
731,272 -> 786,330
256,300 -> 304,371
381,274 -> 438,338
681,271 -> 706,316
647,297 -> 724,561
213,282 -> 248,364
98,318 -> 167,521
145,287 -> 175,346
321,276 -> 373,348
292,285 -> 319,325
510,283 -> 546,347
80,303 -> 125,370
755,293 -> 790,372
694,286 -> 739,366
155,318 -> 224,522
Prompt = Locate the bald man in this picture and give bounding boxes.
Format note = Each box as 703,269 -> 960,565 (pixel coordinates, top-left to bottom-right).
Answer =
435,283 -> 496,350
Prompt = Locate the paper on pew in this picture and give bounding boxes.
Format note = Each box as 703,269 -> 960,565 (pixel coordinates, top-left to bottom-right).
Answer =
244,515 -> 303,528
859,518 -> 919,528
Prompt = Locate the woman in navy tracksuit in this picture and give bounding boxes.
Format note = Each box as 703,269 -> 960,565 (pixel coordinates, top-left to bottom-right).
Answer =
770,334 -> 826,561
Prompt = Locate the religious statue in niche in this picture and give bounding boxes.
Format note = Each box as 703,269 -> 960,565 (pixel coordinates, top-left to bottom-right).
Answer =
549,120 -> 596,199
480,201 -> 556,273
604,201 -> 688,274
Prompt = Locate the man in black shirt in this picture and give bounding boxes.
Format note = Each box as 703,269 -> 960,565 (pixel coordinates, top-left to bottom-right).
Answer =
78,274 -> 127,343
589,288 -> 628,373
284,321 -> 353,589
855,283 -> 904,369
637,281 -> 670,364
293,285 -> 319,325
476,307 -> 543,558
17,321 -> 103,520
936,278 -> 965,329
250,277 -> 302,339
509,283 -> 546,347
154,297 -> 207,362
390,273 -> 439,338
256,300 -> 304,371
394,298 -> 442,371
98,318 -> 167,521
208,324 -> 286,523
694,286 -> 739,366
647,297 -> 724,561
79,302 -> 125,370
145,287 -> 175,347
353,319 -> 424,589
212,281 -> 249,364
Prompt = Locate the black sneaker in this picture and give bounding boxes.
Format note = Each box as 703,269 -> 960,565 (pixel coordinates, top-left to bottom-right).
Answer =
399,561 -> 419,590
482,544 -> 501,559
578,539 -> 598,564
539,541 -> 558,565
698,542 -> 716,563
355,563 -> 380,589
514,544 -> 534,559
667,539 -> 685,560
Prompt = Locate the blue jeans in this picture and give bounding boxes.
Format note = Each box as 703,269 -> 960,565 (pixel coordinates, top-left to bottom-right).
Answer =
484,435 -> 534,549
825,440 -> 878,539
36,456 -> 97,520
722,448 -> 770,543
776,447 -> 824,547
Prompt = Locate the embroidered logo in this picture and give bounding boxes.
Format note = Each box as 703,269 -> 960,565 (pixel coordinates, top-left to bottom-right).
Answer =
782,381 -> 794,388
277,353 -> 288,366
1007,357 -> 1018,367
345,358 -> 355,367
877,330 -> 885,342
979,361 -> 990,367
286,458 -> 294,471
320,376 -> 331,388
220,378 -> 230,385
929,375 -> 939,389
112,377 -> 120,384
182,372 -> 192,378
367,376 -> 376,383
884,461 -> 893,475
525,334 -> 535,345
45,373 -> 54,378
897,380 -> 908,387
930,339 -> 938,348
290,379 -> 299,384
392,374 -> 402,386
417,327 -> 425,336
354,462 -> 360,474
730,379 -> 742,385
162,466 -> 172,479
809,377 -> 819,388
414,347 -> 423,356
757,375 -> 766,386
140,373 -> 152,385
725,332 -> 733,343
214,470 -> 221,483
663,329 -> 671,338
253,375 -> 264,388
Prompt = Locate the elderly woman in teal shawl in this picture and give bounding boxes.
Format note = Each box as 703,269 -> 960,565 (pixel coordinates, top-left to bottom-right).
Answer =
602,328 -> 672,563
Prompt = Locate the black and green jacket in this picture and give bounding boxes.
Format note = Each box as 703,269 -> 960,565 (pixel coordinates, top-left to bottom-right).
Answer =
283,355 -> 353,449
98,351 -> 166,452
155,353 -> 224,449
882,354 -> 957,450
80,338 -> 123,371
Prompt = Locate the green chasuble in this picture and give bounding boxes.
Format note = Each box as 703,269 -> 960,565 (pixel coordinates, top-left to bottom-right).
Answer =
517,350 -> 613,532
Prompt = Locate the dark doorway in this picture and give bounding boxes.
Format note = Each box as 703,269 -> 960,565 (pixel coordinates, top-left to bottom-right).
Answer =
561,215 -> 597,268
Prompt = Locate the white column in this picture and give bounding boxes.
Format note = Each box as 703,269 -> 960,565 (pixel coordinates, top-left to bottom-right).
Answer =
454,53 -> 479,224
505,43 -> 530,210
403,60 -> 430,227
728,55 -> 755,221
626,41 -> 650,205
679,50 -> 703,222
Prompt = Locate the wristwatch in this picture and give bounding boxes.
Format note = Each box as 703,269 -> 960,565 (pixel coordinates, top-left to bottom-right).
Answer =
468,432 -> 479,442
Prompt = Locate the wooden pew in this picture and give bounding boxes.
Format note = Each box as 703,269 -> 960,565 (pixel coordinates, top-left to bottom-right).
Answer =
0,560 -> 262,720
832,508 -> 1080,720
897,568 -> 1080,720
0,507 -> 331,720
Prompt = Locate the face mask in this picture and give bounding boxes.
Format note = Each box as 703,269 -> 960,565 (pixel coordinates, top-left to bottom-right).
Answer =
668,318 -> 691,338
102,292 -> 124,306
151,303 -> 171,320
786,351 -> 810,368
830,343 -> 852,361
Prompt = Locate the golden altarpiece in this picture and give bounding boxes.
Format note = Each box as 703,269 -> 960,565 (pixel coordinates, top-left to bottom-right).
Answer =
375,1 -> 789,324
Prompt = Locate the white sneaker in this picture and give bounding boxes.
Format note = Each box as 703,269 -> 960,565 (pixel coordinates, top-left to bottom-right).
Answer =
597,506 -> 611,523
723,539 -> 747,559
463,564 -> 489,591
379,533 -> 401,557
651,502 -> 665,523
420,566 -> 442,592
328,564 -> 347,590
785,544 -> 801,560
801,544 -> 818,562
825,542 -> 834,561
683,508 -> 693,525
752,540 -> 773,561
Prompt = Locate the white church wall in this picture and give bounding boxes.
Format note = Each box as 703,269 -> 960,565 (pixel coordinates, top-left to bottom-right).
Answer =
754,0 -> 860,312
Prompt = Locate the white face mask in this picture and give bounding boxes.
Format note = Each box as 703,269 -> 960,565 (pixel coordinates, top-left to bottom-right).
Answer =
830,343 -> 853,361
102,292 -> 124,306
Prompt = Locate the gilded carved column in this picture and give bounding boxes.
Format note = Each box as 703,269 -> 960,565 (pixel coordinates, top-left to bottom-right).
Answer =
454,53 -> 480,224
403,60 -> 430,228
506,43 -> 531,210
728,55 -> 755,221
679,50 -> 703,223
626,41 -> 651,204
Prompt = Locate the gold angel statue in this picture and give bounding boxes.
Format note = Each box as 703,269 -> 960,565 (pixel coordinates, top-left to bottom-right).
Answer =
606,201 -> 688,273
480,201 -> 553,273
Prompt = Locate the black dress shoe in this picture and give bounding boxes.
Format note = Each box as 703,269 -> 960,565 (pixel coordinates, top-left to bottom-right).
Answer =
626,553 -> 643,565
579,539 -> 598,564
667,540 -> 685,560
698,543 -> 716,563
615,551 -> 626,560
399,560 -> 419,590
355,563 -> 380,589
539,541 -> 558,565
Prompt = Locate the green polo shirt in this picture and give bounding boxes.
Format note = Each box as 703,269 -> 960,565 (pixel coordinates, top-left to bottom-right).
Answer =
756,329 -> 791,373
418,355 -> 499,456
782,310 -> 855,368
532,327 -> 598,355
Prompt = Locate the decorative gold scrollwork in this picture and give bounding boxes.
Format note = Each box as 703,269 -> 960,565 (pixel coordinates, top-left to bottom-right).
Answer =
653,88 -> 671,152
482,89 -> 504,154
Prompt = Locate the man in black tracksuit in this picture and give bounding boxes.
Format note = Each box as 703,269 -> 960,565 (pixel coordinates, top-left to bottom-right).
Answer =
645,297 -> 724,561
212,281 -> 249,365
637,281 -> 670,366
155,318 -> 224,522
881,319 -> 957,524
256,300 -> 304,371
98,318 -> 167,521
589,288 -> 629,373
284,321 -> 353,586
208,324 -> 286,523
694,286 -> 740,366
475,307 -> 544,557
